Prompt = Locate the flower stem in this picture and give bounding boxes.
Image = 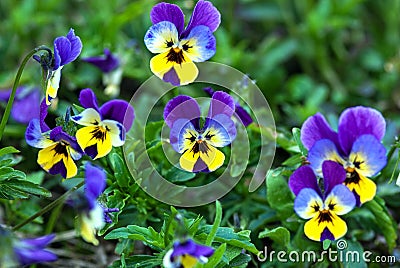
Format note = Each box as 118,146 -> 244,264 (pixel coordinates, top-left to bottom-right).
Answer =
12,180 -> 84,231
0,46 -> 52,142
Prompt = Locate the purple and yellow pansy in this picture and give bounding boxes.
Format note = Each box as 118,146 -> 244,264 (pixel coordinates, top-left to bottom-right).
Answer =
301,106 -> 387,205
45,29 -> 82,105
69,163 -> 118,245
289,161 -> 356,241
144,0 -> 220,86
71,88 -> 135,159
164,91 -> 236,172
163,239 -> 214,268
25,101 -> 83,179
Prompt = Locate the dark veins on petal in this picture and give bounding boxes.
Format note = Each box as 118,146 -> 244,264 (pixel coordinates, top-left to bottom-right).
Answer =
166,48 -> 185,64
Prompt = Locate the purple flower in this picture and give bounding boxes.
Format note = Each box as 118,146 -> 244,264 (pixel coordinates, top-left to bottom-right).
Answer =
25,101 -> 83,179
45,29 -> 82,105
83,48 -> 120,73
73,163 -> 118,245
13,234 -> 57,266
163,239 -> 214,267
144,0 -> 220,86
164,91 -> 236,172
71,88 -> 135,159
289,161 -> 356,241
0,87 -> 41,124
203,87 -> 253,127
301,106 -> 387,206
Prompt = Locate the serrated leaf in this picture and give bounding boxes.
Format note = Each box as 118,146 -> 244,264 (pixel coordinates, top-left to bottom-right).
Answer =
0,178 -> 51,200
258,227 -> 290,249
0,146 -> 20,157
364,198 -> 397,251
196,226 -> 258,255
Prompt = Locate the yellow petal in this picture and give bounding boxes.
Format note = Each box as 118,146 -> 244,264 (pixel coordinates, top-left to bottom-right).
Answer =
37,143 -> 64,171
181,255 -> 198,268
199,144 -> 225,172
347,172 -> 376,204
75,126 -> 113,159
180,148 -> 200,172
80,216 -> 99,246
304,212 -> 347,241
45,68 -> 62,105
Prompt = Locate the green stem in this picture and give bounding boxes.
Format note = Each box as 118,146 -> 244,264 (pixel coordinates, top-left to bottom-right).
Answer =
163,208 -> 178,247
12,181 -> 84,231
0,46 -> 52,142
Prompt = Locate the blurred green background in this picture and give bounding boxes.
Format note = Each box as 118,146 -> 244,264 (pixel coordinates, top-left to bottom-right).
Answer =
1,0 -> 400,127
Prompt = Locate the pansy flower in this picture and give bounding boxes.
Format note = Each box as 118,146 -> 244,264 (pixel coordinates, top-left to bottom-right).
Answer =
301,106 -> 387,205
71,88 -> 135,159
25,99 -> 82,179
144,0 -> 220,86
0,86 -> 41,124
83,49 -> 122,97
164,91 -> 236,172
289,161 -> 356,241
163,239 -> 214,268
69,163 -> 118,245
203,87 -> 253,127
45,29 -> 82,105
13,234 -> 58,266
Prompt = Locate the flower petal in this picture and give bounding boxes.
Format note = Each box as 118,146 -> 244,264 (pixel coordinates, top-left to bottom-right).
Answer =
170,119 -> 197,153
203,115 -> 236,147
294,188 -> 323,219
79,88 -> 99,110
37,143 -> 77,178
207,91 -> 235,119
150,50 -> 199,86
338,106 -> 386,155
180,25 -> 216,62
20,234 -> 56,248
234,104 -> 253,127
75,126 -> 113,159
180,147 -> 200,172
83,48 -> 119,73
321,160 -> 347,196
164,95 -> 201,129
71,108 -> 102,126
199,144 -> 225,172
144,21 -> 179,54
308,139 -> 345,176
300,113 -> 339,151
49,127 -> 81,153
304,212 -> 347,241
100,100 -> 135,131
46,68 -> 62,105
102,119 -> 126,147
349,134 -> 387,177
181,0 -> 221,37
25,119 -> 54,148
84,163 -> 106,207
150,2 -> 185,34
288,165 -> 321,196
324,184 -> 355,215
14,248 -> 57,266
53,29 -> 82,69
39,98 -> 50,132
345,173 -> 376,205
11,87 -> 40,124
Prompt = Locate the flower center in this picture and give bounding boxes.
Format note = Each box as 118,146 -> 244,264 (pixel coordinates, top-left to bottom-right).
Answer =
317,209 -> 334,224
90,126 -> 109,142
54,142 -> 69,157
166,47 -> 185,64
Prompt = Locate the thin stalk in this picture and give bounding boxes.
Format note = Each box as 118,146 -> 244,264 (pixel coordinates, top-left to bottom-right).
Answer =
0,46 -> 52,142
12,181 -> 84,231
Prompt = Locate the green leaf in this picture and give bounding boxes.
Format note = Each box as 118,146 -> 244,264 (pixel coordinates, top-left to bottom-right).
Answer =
323,239 -> 331,250
196,227 -> 258,255
339,240 -> 367,268
108,153 -> 130,188
0,146 -> 20,157
98,189 -> 128,235
206,200 -> 222,246
109,255 -> 160,268
229,253 -> 252,266
0,167 -> 25,181
0,178 -> 51,199
258,227 -> 290,249
204,243 -> 226,268
364,198 -> 397,251
292,128 -> 307,156
164,167 -> 195,183
266,169 -> 294,218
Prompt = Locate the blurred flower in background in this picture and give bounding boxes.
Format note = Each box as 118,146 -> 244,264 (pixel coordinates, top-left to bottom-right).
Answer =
0,86 -> 41,124
83,49 -> 123,97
